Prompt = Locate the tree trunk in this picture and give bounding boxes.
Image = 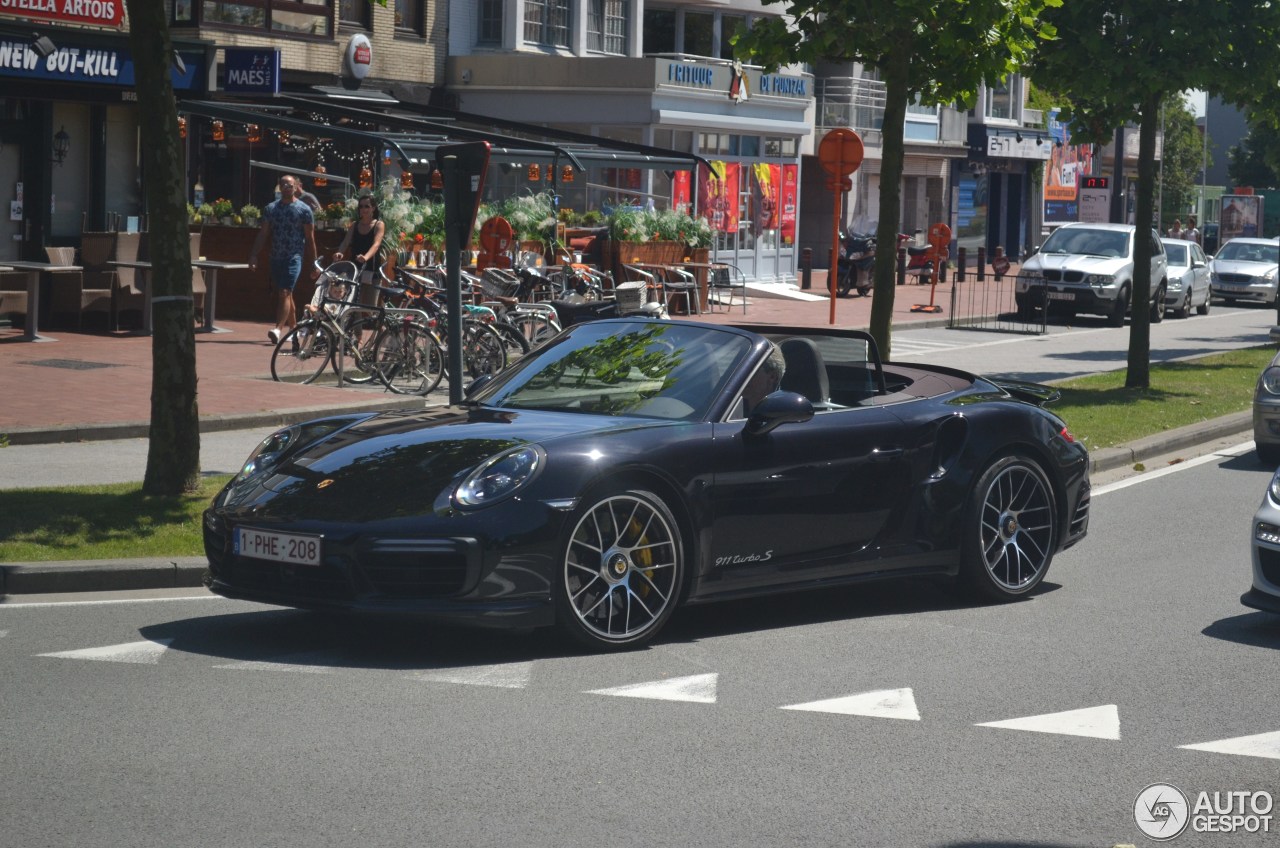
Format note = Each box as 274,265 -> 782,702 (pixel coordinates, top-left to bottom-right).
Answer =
1125,96 -> 1161,389
126,0 -> 201,494
869,46 -> 911,361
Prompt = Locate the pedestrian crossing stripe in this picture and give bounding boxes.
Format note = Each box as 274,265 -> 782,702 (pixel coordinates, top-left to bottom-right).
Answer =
213,652 -> 336,674
976,704 -> 1120,740
587,673 -> 718,703
38,638 -> 172,664
407,662 -> 533,689
1179,730 -> 1280,760
781,687 -> 921,720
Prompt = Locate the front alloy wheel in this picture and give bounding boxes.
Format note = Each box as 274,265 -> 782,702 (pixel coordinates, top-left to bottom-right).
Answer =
963,456 -> 1058,600
558,490 -> 683,649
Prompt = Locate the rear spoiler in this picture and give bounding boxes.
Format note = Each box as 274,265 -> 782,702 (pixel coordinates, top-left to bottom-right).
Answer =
990,378 -> 1061,407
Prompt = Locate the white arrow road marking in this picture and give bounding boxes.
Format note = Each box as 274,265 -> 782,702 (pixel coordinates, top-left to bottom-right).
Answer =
587,673 -> 718,703
780,687 -> 921,720
408,661 -> 534,689
977,704 -> 1120,740
213,652 -> 336,674
1179,730 -> 1280,760
38,638 -> 173,665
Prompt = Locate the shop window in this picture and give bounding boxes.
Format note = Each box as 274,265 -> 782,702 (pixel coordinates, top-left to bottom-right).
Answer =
719,14 -> 746,60
395,0 -> 422,34
985,76 -> 1016,121
478,0 -> 502,43
643,7 -> 675,54
525,0 -> 571,47
739,136 -> 759,157
588,0 -> 629,54
338,0 -> 368,28
698,132 -> 729,155
684,11 -> 712,56
173,0 -> 195,24
200,0 -> 332,37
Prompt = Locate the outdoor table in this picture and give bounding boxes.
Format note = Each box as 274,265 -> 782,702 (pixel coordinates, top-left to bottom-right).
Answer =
190,259 -> 249,333
2,260 -> 83,342
108,259 -> 154,335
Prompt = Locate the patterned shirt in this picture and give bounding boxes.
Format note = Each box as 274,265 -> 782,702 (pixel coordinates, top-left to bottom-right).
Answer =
264,198 -> 313,260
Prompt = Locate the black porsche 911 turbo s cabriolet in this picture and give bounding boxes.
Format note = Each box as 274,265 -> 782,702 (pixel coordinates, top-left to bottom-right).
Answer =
204,319 -> 1090,650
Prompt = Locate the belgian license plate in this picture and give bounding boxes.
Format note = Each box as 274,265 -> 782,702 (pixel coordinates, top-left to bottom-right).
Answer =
1217,284 -> 1246,292
235,526 -> 322,566
1045,291 -> 1075,301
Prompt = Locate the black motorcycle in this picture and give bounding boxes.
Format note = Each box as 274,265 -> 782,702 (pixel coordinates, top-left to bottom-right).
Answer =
836,232 -> 876,297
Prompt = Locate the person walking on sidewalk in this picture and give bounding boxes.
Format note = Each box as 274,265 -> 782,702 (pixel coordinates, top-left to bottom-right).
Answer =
332,193 -> 386,309
248,174 -> 319,345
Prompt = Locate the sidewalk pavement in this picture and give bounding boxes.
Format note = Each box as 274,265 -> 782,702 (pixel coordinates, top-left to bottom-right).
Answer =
0,270 -> 1254,596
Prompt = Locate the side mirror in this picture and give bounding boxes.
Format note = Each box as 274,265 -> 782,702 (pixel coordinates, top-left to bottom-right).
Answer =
744,391 -> 814,437
465,373 -> 495,398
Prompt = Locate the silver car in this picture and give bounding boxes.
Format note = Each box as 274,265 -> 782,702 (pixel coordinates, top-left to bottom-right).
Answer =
1210,237 -> 1280,304
1244,466 -> 1280,614
1161,238 -> 1211,318
1255,348 -> 1280,465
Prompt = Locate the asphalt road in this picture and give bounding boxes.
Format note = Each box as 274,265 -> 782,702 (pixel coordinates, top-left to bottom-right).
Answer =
1,440 -> 1276,847
1,303 -> 1275,491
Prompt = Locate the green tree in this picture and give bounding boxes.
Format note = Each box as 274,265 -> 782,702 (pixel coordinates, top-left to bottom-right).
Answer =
1160,94 -> 1211,230
736,0 -> 1058,358
1029,1 -> 1280,388
124,0 -> 201,494
1227,121 -> 1280,189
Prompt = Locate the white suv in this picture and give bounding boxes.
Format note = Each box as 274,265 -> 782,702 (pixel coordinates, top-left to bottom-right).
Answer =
1016,223 -> 1168,327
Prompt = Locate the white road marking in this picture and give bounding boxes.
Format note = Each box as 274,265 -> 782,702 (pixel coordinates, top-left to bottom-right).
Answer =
1179,730 -> 1280,760
214,652 -> 336,674
1092,441 -> 1255,497
781,687 -> 921,721
587,672 -> 718,703
38,638 -> 173,664
976,704 -> 1120,740
0,595 -> 224,610
408,661 -> 534,689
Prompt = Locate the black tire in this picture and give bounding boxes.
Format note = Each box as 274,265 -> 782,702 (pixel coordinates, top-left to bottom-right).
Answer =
556,488 -> 684,650
511,312 -> 561,349
335,313 -> 381,384
373,323 -> 444,396
1196,294 -> 1210,316
1258,442 -> 1280,467
493,321 -> 532,364
961,455 -> 1058,601
1150,284 -> 1165,323
1016,301 -> 1035,322
1107,289 -> 1128,327
462,322 -> 508,378
1173,291 -> 1191,319
271,321 -> 333,385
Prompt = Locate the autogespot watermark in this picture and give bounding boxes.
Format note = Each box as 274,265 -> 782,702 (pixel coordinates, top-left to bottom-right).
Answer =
1135,783 -> 1274,840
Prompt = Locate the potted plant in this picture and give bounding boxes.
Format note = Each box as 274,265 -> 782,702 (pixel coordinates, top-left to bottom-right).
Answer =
240,204 -> 261,226
197,203 -> 215,224
211,197 -> 234,225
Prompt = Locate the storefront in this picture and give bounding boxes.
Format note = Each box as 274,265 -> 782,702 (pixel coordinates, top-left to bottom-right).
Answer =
961,125 -> 1050,259
0,26 -> 211,261
443,54 -> 812,283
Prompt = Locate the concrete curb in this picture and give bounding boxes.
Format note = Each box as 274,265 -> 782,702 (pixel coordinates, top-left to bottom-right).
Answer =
1,557 -> 209,595
1089,411 -> 1253,474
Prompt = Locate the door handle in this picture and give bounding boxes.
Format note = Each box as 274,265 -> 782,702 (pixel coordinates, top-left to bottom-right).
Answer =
870,446 -> 903,462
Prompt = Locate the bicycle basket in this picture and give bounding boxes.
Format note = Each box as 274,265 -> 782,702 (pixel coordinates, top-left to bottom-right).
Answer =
478,270 -> 522,299
614,281 -> 647,313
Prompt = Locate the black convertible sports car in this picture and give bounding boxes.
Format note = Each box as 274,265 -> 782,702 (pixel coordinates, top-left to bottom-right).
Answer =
204,319 -> 1090,650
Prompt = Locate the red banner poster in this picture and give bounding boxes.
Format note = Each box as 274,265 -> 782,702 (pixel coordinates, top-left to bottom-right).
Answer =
780,164 -> 798,245
698,161 -> 740,233
753,163 -> 781,230
671,170 -> 692,213
1,0 -> 125,27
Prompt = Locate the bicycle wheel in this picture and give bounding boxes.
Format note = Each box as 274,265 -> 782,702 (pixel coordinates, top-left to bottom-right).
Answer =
494,321 -> 532,364
510,312 -> 562,349
462,321 -> 508,378
271,320 -> 334,385
334,312 -> 381,385
373,322 -> 445,396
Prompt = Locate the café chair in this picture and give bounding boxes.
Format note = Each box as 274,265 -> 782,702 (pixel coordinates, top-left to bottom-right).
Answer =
708,262 -> 748,314
46,246 -> 111,330
659,265 -> 700,316
0,271 -> 28,321
111,231 -> 145,330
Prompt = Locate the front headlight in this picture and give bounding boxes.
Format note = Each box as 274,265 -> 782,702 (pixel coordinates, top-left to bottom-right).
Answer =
1261,366 -> 1280,397
454,445 -> 545,509
1263,268 -> 1279,282
1086,274 -> 1114,286
1269,467 -> 1280,504
236,425 -> 300,482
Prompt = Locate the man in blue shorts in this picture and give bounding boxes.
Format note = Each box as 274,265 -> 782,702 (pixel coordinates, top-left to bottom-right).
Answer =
248,174 -> 319,344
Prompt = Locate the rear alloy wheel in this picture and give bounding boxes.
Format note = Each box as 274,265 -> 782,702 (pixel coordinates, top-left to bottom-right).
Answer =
1197,293 -> 1210,316
1107,289 -> 1128,327
557,489 -> 683,650
1173,290 -> 1191,319
1150,284 -> 1165,323
962,455 -> 1058,600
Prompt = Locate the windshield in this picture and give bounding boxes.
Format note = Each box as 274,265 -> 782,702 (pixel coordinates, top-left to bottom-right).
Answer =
472,321 -> 753,421
1041,227 -> 1130,258
1216,241 -> 1280,264
1164,243 -> 1188,265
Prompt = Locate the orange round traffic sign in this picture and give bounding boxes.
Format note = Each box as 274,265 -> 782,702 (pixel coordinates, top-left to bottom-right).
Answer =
928,222 -> 952,251
818,129 -> 864,178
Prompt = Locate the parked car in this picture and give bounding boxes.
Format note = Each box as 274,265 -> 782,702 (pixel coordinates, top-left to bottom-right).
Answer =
1016,222 -> 1168,327
203,319 -> 1091,650
1243,465 -> 1280,614
1209,237 -> 1280,305
1254,348 -> 1280,465
1161,237 -> 1211,318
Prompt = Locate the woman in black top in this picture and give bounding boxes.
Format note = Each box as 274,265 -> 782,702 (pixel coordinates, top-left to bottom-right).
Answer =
333,194 -> 386,306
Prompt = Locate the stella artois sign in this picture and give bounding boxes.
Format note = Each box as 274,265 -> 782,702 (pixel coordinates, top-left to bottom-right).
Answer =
0,0 -> 125,28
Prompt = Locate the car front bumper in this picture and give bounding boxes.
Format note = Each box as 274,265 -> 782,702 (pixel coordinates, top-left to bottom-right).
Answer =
1212,280 -> 1278,303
